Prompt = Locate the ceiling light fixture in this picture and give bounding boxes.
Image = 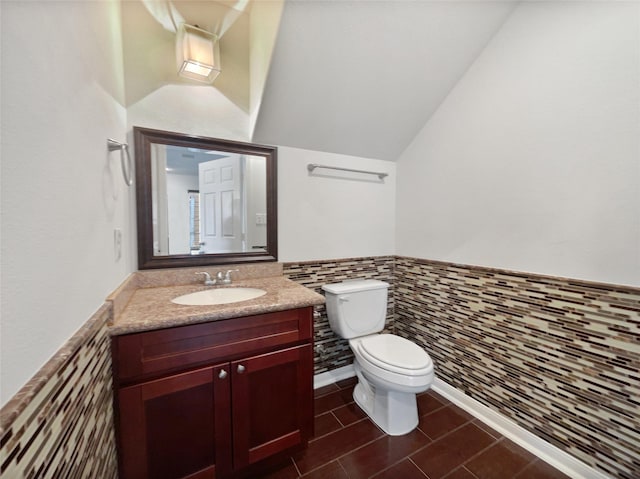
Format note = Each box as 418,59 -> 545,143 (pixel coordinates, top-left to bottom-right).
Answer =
176,23 -> 221,84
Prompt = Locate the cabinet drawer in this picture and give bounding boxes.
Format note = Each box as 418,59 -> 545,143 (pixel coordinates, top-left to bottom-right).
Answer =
113,307 -> 313,383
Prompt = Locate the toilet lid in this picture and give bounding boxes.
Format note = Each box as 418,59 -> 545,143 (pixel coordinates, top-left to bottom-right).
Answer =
358,334 -> 432,374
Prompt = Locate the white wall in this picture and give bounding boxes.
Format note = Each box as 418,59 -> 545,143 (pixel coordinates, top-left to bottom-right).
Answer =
279,147 -> 396,262
245,156 -> 267,250
396,1 -> 640,287
167,173 -> 199,254
127,84 -> 250,141
0,1 -> 133,405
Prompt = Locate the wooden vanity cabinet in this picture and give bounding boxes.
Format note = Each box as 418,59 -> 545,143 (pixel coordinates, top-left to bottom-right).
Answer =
112,307 -> 314,479
117,363 -> 231,478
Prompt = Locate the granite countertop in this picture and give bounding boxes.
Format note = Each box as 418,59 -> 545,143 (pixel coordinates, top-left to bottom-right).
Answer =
109,276 -> 325,336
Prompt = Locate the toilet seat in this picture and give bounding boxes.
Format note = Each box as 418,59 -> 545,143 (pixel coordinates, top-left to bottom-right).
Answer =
356,334 -> 432,376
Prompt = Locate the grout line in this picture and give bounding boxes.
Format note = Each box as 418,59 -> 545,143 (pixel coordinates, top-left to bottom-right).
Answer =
455,438 -> 513,477
407,457 -> 430,478
513,458 -> 547,479
471,418 -> 501,439
309,415 -> 368,444
434,442 -> 498,479
417,407 -> 475,442
313,386 -> 341,399
464,466 -> 482,479
332,410 -> 348,428
410,420 -> 502,475
363,429 -> 433,479
336,459 -> 350,478
442,466 -> 481,479
416,401 -> 449,424
291,456 -> 302,478
299,431 -> 385,477
314,402 -> 356,419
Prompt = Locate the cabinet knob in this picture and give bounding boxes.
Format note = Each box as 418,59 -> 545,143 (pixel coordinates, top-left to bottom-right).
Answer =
219,369 -> 228,379
237,364 -> 246,374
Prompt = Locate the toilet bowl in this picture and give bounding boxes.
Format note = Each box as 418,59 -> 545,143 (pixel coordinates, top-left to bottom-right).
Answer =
322,280 -> 435,436
349,334 -> 434,435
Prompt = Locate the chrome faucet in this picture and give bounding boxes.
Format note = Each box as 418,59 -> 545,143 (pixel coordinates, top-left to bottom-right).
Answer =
220,269 -> 239,285
196,270 -> 239,286
196,272 -> 216,286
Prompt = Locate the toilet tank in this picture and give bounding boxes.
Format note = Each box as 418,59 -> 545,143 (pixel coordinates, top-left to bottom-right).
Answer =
322,280 -> 389,339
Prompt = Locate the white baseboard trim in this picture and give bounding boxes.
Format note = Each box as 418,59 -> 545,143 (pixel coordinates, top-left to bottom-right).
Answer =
314,364 -> 355,389
312,369 -> 608,479
432,378 -> 610,479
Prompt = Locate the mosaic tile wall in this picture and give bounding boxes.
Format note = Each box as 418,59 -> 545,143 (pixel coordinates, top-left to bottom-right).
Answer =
3,256 -> 637,478
284,256 -> 395,374
394,256 -> 640,479
0,304 -> 118,478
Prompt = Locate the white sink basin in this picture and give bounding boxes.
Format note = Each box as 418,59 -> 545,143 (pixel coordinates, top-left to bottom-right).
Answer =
171,287 -> 267,306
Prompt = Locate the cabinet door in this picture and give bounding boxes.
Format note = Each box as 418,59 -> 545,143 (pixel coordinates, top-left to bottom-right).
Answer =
117,364 -> 232,479
231,344 -> 313,469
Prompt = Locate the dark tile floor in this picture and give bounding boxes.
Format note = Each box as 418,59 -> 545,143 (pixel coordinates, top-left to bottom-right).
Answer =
264,377 -> 572,479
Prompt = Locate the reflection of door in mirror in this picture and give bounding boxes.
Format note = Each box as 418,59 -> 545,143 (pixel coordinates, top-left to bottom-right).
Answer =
151,144 -> 267,256
199,155 -> 243,254
187,190 -> 200,252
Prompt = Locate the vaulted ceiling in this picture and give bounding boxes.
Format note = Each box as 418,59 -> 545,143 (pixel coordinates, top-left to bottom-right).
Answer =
121,1 -> 518,161
253,1 -> 518,161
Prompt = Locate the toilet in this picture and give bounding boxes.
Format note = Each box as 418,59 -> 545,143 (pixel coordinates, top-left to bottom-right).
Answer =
322,279 -> 434,436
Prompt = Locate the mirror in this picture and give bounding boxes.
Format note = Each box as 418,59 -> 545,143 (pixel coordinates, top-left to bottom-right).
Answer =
134,127 -> 277,269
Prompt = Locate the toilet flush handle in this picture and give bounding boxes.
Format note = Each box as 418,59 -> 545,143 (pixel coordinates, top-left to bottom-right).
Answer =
339,295 -> 350,302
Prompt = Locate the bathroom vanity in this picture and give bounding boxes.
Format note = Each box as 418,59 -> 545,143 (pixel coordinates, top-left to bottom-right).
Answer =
109,275 -> 324,479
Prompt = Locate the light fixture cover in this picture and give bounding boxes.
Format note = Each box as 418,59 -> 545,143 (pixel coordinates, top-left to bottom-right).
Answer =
176,24 -> 221,84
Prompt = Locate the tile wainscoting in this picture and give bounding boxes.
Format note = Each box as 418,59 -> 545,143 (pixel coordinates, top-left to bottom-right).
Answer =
393,256 -> 639,479
284,256 -> 395,374
0,264 -> 283,478
0,304 -> 118,478
0,259 -> 393,478
2,256 -> 637,478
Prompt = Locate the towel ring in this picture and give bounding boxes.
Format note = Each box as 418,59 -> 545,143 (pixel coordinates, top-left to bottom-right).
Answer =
107,138 -> 133,186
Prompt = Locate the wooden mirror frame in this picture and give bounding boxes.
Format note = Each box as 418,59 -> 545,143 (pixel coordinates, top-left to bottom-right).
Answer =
134,126 -> 278,269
